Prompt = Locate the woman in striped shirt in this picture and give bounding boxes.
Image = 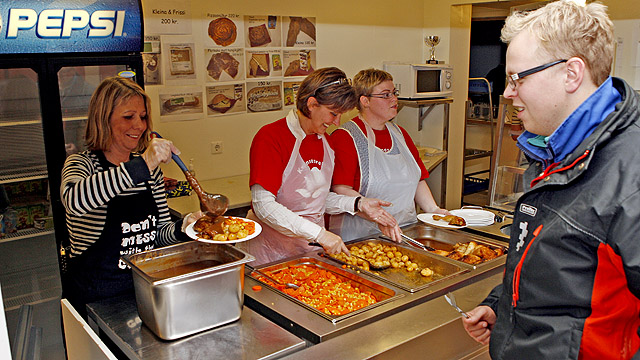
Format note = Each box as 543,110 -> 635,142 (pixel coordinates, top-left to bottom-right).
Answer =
60,76 -> 202,317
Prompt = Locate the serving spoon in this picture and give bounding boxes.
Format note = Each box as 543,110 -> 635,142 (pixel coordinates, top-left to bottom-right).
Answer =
252,269 -> 299,290
151,132 -> 228,217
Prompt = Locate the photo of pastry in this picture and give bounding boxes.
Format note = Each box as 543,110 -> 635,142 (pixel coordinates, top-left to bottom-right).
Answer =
205,48 -> 243,82
159,93 -> 203,116
244,15 -> 281,47
208,17 -> 237,46
143,53 -> 161,85
247,52 -> 270,78
246,81 -> 282,113
168,44 -> 195,77
283,49 -> 316,77
206,84 -> 245,116
285,16 -> 316,47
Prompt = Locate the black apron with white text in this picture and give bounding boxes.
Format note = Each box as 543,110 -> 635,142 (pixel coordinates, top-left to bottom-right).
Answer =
66,152 -> 158,316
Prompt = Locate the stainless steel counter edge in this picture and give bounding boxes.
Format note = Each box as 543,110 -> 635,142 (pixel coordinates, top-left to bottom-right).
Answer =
277,272 -> 501,360
243,249 -> 505,345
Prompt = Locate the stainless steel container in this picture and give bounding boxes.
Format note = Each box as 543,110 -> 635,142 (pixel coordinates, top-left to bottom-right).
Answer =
121,241 -> 255,340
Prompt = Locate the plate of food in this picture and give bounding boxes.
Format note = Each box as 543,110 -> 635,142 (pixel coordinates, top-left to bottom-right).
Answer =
417,213 -> 467,229
186,215 -> 262,243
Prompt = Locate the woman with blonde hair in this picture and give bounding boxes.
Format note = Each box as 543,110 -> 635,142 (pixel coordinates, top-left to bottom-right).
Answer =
329,68 -> 447,242
61,76 -> 202,317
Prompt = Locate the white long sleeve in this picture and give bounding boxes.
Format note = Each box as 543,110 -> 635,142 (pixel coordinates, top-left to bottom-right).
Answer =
325,192 -> 358,215
251,184 -> 323,241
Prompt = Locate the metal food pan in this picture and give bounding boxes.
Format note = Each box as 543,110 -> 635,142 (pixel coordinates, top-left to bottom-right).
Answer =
122,242 -> 255,340
251,257 -> 403,323
402,224 -> 508,267
328,239 -> 471,293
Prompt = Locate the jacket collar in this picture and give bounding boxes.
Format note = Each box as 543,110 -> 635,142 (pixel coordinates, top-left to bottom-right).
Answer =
517,76 -> 621,166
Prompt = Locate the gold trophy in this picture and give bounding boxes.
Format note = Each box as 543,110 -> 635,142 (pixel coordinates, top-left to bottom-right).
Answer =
425,35 -> 440,64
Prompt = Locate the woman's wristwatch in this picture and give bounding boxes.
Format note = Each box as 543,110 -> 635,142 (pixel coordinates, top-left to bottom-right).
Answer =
354,196 -> 362,212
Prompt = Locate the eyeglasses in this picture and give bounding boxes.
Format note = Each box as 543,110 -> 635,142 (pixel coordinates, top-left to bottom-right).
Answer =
507,59 -> 568,90
367,89 -> 400,99
313,78 -> 352,97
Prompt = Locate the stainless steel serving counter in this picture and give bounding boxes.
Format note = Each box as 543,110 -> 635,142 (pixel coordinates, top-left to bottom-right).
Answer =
86,294 -> 306,360
88,222 -> 507,360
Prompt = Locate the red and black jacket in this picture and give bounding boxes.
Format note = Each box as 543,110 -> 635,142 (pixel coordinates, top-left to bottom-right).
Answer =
481,78 -> 640,359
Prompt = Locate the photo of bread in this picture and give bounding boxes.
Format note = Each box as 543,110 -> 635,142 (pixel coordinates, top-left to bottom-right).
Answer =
284,60 -> 314,77
207,93 -> 237,114
249,53 -> 270,77
207,52 -> 240,81
247,84 -> 282,112
248,24 -> 271,47
161,95 -> 201,114
286,17 -> 316,47
208,17 -> 237,46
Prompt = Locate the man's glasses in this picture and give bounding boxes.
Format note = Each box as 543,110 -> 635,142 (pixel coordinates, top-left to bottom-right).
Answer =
367,89 -> 400,99
313,78 -> 352,97
507,59 -> 568,90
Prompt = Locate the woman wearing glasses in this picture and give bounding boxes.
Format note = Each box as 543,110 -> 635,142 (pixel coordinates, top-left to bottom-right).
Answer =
329,68 -> 448,242
242,67 -> 396,265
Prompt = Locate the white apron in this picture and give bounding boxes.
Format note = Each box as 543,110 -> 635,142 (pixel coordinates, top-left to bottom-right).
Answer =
330,117 -> 421,241
243,110 -> 334,265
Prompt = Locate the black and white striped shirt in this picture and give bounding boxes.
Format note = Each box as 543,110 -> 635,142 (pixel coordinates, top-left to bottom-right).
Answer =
61,150 -> 183,257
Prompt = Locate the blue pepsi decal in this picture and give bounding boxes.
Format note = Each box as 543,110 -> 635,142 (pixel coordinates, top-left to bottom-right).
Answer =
0,0 -> 142,54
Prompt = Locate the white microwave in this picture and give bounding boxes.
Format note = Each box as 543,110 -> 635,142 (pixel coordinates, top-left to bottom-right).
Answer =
383,62 -> 453,99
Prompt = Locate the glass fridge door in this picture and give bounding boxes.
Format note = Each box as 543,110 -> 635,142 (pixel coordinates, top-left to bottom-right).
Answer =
58,65 -> 130,157
0,68 -> 65,359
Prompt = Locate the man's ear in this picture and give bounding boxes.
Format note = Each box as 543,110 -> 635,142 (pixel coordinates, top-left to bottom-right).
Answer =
565,57 -> 586,93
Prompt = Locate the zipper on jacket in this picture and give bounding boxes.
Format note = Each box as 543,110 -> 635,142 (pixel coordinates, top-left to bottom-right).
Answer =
512,224 -> 543,307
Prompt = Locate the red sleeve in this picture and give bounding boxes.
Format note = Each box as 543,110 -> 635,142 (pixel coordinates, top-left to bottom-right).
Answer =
328,127 -> 361,191
399,126 -> 429,180
249,118 -> 295,195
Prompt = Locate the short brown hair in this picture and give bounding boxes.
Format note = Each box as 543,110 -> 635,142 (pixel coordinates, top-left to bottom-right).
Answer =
85,76 -> 152,152
501,0 -> 614,86
352,68 -> 393,111
296,67 -> 357,117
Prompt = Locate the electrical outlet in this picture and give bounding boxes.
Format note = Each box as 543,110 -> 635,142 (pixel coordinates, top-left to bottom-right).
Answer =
211,141 -> 223,154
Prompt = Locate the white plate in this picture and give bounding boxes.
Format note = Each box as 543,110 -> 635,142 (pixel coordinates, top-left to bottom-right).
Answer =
417,213 -> 467,229
185,217 -> 262,244
450,209 -> 495,226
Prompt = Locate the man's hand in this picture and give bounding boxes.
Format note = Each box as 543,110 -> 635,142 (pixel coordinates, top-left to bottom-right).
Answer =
462,305 -> 496,345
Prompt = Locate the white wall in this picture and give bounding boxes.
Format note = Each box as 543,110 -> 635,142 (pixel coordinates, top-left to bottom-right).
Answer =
143,0 -> 429,182
613,19 -> 640,90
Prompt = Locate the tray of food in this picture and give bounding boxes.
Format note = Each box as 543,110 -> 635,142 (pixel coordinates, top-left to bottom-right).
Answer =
186,215 -> 261,243
402,225 -> 507,267
250,257 -> 402,323
326,239 -> 470,293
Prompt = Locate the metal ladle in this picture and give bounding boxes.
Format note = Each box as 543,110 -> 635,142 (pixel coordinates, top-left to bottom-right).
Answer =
151,132 -> 229,217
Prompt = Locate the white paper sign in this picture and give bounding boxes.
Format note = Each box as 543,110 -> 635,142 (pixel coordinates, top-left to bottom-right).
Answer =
143,0 -> 192,35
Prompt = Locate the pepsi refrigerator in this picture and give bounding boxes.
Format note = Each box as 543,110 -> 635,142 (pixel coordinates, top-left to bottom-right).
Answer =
0,0 -> 144,357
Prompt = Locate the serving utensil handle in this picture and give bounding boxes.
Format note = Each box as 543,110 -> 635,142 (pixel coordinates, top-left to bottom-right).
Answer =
151,131 -> 188,172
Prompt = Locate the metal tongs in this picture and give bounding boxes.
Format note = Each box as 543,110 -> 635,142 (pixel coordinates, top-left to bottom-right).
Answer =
400,234 -> 436,252
444,292 -> 470,319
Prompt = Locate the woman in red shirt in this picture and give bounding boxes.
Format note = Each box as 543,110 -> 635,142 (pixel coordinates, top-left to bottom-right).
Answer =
242,67 -> 396,265
329,68 -> 448,241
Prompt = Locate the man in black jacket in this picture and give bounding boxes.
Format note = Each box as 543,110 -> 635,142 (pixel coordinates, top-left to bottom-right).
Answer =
462,1 -> 640,359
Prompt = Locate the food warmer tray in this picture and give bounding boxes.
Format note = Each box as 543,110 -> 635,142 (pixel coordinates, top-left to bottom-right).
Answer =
401,223 -> 509,269
249,256 -> 404,324
322,238 -> 471,293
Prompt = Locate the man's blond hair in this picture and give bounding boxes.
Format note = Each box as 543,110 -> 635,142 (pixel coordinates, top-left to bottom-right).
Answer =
501,0 -> 614,86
